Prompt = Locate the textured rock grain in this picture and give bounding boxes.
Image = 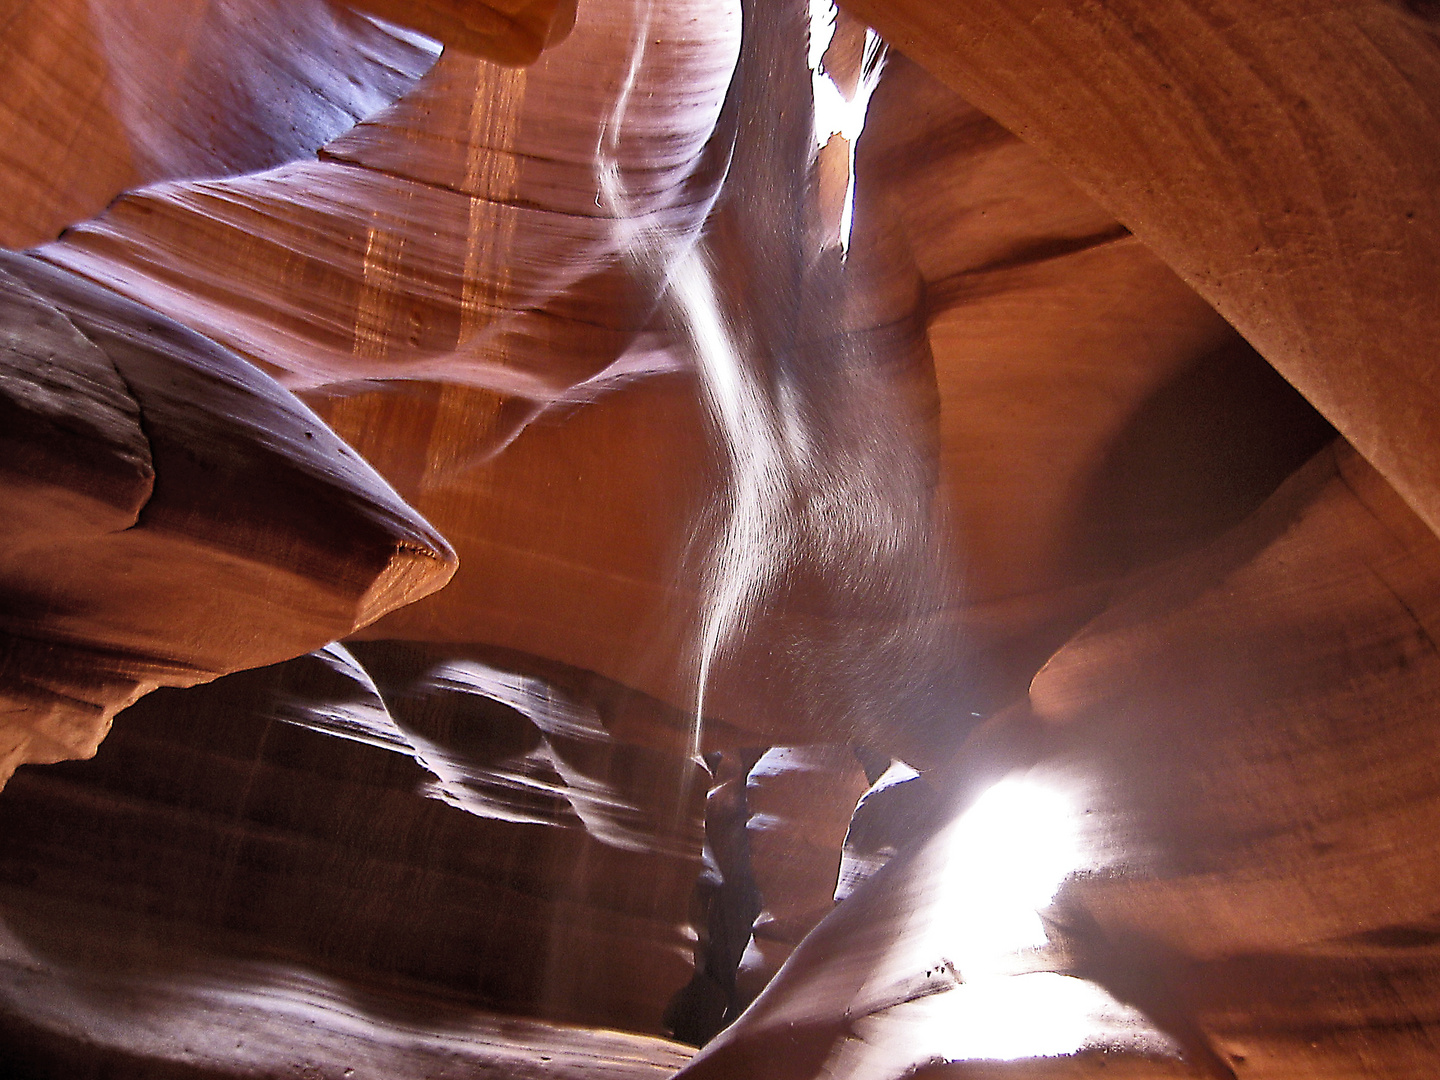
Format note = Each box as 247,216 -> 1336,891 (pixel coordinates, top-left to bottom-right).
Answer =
0,253 -> 454,784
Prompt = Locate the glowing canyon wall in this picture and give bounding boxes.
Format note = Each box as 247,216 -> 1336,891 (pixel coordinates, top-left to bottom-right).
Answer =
2,1 -> 1440,1078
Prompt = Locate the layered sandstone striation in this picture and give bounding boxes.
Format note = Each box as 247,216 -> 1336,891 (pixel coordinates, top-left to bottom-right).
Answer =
685,439 -> 1440,1079
0,642 -> 706,1037
3,0 -> 1440,1078
0,0 -> 440,248
840,0 -> 1440,561
0,250 -> 455,785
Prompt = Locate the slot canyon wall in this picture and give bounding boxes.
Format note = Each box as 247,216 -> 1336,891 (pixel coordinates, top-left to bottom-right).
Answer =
1,1 -> 1439,1078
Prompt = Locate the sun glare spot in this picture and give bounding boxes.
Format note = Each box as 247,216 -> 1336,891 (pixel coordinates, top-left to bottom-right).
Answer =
933,776 -> 1081,980
831,769 -> 1170,1080
849,972 -> 1150,1067
825,773 -> 1173,1072
806,0 -> 886,254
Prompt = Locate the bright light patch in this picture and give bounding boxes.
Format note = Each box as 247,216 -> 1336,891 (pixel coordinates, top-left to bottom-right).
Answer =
926,974 -> 1126,1060
821,776 -> 1159,1077
807,0 -> 886,253
869,972 -> 1144,1063
934,776 -> 1082,980
807,0 -> 837,71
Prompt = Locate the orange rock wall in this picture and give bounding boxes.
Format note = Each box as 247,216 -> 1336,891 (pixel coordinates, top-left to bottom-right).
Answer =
4,0 -> 1440,1077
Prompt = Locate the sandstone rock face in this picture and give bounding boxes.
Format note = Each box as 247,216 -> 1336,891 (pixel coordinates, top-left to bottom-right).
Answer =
0,641 -> 706,1036
346,0 -> 580,64
684,441 -> 1440,1079
856,54 -> 1337,711
1033,441 -> 1440,958
839,0 -> 1440,557
4,0 -> 1440,1077
740,746 -> 872,998
1,904 -> 693,1080
0,251 -> 454,785
20,0 -> 1329,755
0,0 -> 440,248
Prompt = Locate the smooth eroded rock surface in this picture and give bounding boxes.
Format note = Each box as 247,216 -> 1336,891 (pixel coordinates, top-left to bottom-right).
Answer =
6,0 -> 1440,1077
0,642 -> 705,1035
0,252 -> 454,784
0,0 -> 439,247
